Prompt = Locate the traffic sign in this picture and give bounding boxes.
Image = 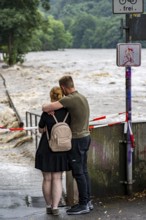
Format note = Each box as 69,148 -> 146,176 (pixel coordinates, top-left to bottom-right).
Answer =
116,43 -> 141,67
113,0 -> 144,14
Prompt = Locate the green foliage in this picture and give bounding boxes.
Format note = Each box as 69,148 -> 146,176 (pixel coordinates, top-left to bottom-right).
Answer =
49,0 -> 112,18
41,0 -> 50,10
92,16 -> 123,48
34,16 -> 73,50
70,14 -> 97,48
0,0 -> 50,66
48,0 -> 123,48
48,0 -> 146,48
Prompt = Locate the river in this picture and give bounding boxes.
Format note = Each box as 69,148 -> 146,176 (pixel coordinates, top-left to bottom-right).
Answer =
2,49 -> 146,123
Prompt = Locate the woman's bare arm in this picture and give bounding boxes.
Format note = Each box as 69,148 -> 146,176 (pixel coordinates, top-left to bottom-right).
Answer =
38,127 -> 46,133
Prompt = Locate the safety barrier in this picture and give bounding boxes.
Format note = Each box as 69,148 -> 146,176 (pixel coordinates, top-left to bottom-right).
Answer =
0,112 -> 134,148
0,111 -> 126,131
25,111 -> 41,149
0,111 -> 134,149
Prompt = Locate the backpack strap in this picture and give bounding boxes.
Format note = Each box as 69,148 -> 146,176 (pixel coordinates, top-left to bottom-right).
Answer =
53,112 -> 69,123
46,126 -> 50,140
46,114 -> 58,140
52,115 -> 58,123
63,112 -> 69,122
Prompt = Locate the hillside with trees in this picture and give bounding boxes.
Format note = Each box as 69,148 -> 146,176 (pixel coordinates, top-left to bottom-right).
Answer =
46,0 -> 124,48
0,0 -> 146,66
47,0 -> 146,49
49,0 -> 146,48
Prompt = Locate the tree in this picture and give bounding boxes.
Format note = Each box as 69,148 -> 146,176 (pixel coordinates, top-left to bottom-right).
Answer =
92,16 -> 123,48
0,0 -> 50,66
70,14 -> 97,48
48,0 -> 125,48
36,16 -> 73,50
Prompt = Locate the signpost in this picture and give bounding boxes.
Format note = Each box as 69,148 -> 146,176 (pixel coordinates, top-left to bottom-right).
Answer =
117,42 -> 141,195
113,0 -> 143,195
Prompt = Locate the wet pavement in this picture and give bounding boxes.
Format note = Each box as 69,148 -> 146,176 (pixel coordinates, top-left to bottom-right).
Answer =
0,162 -> 43,220
0,162 -> 146,220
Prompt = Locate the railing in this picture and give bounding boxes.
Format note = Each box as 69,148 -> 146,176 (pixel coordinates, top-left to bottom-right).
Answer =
0,73 -> 24,127
25,111 -> 41,149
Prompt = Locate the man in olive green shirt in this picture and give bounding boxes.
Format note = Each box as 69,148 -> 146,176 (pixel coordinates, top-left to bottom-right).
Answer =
42,75 -> 93,215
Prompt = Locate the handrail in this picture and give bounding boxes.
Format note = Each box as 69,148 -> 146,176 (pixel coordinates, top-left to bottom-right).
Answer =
0,73 -> 24,127
25,111 -> 41,149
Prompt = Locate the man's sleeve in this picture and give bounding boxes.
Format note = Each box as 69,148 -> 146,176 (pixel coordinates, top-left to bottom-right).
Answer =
59,96 -> 70,108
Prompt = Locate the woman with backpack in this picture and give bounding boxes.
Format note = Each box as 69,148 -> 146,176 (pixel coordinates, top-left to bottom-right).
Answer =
35,86 -> 71,216
42,76 -> 93,215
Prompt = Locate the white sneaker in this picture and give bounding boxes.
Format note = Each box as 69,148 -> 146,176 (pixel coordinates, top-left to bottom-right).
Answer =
88,201 -> 94,210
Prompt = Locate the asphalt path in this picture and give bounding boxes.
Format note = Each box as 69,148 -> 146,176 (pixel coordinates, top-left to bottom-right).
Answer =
0,161 -> 146,220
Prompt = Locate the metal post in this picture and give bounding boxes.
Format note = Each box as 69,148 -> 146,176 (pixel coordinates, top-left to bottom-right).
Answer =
125,14 -> 133,195
35,115 -> 38,149
125,66 -> 133,195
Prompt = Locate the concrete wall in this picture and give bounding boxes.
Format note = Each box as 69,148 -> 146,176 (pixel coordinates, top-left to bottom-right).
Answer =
88,122 -> 146,198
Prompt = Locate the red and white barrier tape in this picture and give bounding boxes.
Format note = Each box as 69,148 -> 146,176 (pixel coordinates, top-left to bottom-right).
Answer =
0,126 -> 38,132
89,112 -> 126,126
89,120 -> 126,130
90,112 -> 125,122
0,126 -> 5,128
128,121 -> 135,148
1,121 -> 125,132
0,112 -> 127,132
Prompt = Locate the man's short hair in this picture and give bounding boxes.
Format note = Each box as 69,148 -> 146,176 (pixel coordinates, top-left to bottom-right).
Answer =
59,75 -> 74,88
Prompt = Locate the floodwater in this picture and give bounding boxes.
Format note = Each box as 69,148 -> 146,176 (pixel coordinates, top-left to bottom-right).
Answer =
25,49 -> 146,121
2,49 -> 146,124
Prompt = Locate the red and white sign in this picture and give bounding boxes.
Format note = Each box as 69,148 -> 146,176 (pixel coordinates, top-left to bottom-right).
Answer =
116,43 -> 141,67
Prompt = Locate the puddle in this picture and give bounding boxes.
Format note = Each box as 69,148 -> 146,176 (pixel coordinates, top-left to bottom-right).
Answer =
25,196 -> 45,208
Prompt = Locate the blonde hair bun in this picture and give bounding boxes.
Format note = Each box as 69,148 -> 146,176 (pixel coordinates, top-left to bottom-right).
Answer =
50,86 -> 63,102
